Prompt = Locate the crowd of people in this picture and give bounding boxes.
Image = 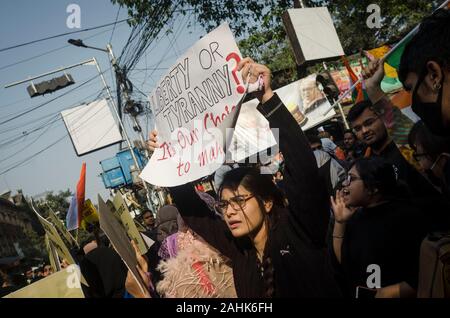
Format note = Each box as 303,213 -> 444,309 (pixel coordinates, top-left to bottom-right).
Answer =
0,264 -> 54,297
1,8 -> 448,299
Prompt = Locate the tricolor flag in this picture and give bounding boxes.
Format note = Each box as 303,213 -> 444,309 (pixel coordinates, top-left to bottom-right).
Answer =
365,1 -> 450,92
383,0 -> 450,71
66,163 -> 86,231
341,56 -> 366,103
365,44 -> 405,93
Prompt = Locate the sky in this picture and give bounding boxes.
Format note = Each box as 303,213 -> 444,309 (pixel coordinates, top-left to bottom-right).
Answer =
0,0 -> 205,203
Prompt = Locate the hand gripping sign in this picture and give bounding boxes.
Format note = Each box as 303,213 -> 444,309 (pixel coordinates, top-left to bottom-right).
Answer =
140,23 -> 247,187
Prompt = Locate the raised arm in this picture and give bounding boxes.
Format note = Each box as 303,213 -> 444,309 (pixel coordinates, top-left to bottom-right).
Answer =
147,130 -> 238,259
363,58 -> 414,141
238,59 -> 331,247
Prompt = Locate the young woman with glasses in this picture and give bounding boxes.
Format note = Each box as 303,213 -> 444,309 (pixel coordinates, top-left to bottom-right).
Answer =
145,58 -> 342,298
408,120 -> 450,196
330,157 -> 428,298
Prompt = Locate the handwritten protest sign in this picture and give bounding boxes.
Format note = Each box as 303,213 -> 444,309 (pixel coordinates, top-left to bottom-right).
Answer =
113,192 -> 148,255
98,195 -> 148,297
140,23 -> 246,187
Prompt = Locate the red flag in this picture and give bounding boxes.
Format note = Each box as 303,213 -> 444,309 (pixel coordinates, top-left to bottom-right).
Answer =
341,56 -> 365,103
76,163 -> 86,227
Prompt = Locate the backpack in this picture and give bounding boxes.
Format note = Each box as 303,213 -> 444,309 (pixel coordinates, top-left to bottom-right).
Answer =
417,232 -> 450,298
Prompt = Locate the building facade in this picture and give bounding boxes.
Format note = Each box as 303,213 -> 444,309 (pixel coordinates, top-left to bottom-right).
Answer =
0,194 -> 33,262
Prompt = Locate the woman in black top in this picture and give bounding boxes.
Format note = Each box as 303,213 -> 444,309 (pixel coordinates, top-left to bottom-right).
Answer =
331,157 -> 428,298
408,120 -> 450,196
141,59 -> 342,298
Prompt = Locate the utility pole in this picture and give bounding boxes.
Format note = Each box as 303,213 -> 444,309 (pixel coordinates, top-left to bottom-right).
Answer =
5,57 -> 155,211
67,39 -> 159,211
106,45 -> 150,159
291,0 -> 307,79
322,62 -> 349,129
105,45 -> 160,211
294,0 -> 305,8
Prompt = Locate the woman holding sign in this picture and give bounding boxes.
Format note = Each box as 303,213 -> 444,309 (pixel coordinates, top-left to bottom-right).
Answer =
143,58 -> 342,298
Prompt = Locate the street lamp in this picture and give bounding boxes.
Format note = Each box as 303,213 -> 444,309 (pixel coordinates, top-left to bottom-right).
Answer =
67,39 -> 156,211
68,39 -> 147,146
67,39 -> 88,48
68,39 -> 111,54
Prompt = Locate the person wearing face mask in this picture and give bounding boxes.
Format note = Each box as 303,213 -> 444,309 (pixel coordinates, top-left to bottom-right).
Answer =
399,9 -> 450,137
358,20 -> 449,233
408,120 -> 450,197
330,157 -> 429,298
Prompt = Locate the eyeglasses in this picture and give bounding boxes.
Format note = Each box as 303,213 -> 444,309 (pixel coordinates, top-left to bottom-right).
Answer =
342,174 -> 362,186
352,117 -> 379,133
413,152 -> 429,161
214,194 -> 254,214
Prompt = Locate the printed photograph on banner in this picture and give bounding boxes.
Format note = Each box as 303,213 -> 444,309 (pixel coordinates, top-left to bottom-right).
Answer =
228,102 -> 278,162
140,23 -> 246,187
278,77 -> 336,131
228,76 -> 337,162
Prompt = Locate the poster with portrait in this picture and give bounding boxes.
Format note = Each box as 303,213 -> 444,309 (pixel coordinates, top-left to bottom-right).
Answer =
230,75 -> 336,162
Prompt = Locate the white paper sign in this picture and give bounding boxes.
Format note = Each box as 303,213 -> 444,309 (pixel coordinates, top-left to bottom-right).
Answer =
140,23 -> 245,186
286,7 -> 344,63
230,76 -> 336,162
61,99 -> 123,156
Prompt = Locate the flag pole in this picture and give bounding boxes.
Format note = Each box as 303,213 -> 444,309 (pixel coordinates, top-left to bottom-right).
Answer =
322,0 -> 449,116
70,230 -> 79,248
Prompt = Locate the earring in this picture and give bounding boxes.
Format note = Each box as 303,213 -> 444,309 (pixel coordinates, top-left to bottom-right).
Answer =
433,82 -> 442,91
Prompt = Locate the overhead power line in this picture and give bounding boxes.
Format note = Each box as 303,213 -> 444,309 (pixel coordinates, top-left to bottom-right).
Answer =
0,134 -> 68,176
0,75 -> 99,126
0,89 -> 114,175
0,23 -> 127,72
0,18 -> 131,53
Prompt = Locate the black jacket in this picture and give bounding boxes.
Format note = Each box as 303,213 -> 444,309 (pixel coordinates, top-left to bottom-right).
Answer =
371,140 -> 437,197
370,141 -> 450,232
170,94 -> 342,298
331,199 -> 428,297
79,247 -> 127,298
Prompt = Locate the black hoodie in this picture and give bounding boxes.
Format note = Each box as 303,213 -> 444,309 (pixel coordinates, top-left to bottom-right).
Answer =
170,94 -> 343,298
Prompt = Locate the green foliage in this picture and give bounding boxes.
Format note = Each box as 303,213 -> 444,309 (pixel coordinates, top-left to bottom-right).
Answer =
326,0 -> 441,54
112,0 -> 295,37
19,227 -> 47,259
113,0 -> 443,88
36,189 -> 72,220
76,228 -> 93,246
